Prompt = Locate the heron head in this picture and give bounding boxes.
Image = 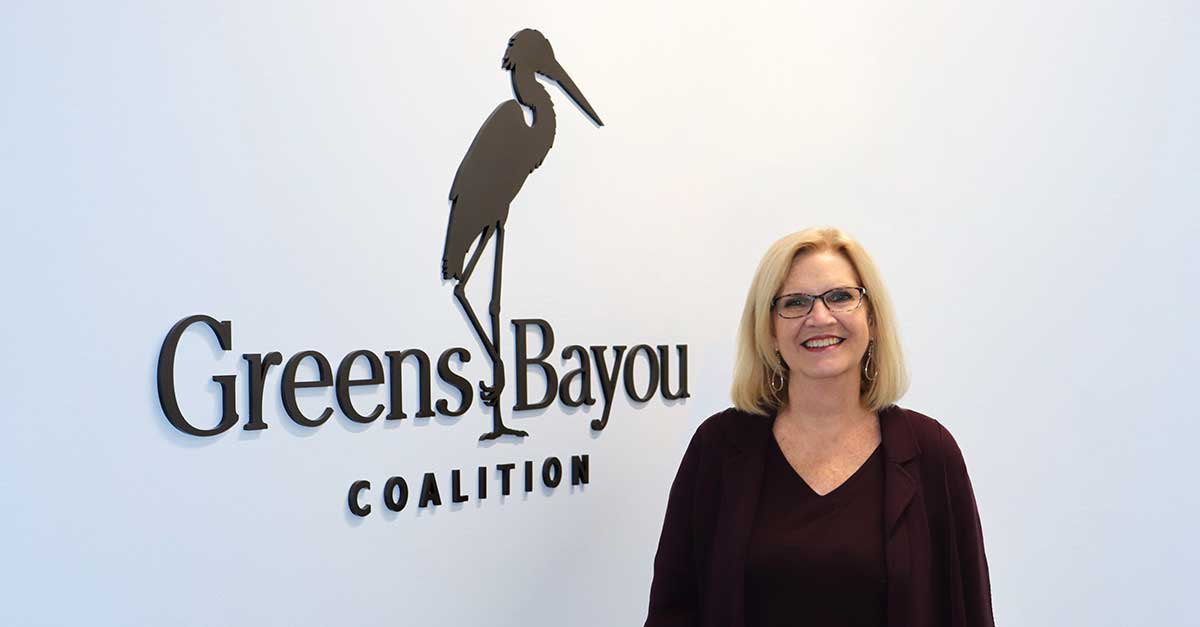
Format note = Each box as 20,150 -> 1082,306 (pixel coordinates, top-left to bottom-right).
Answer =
501,29 -> 604,127
502,29 -> 553,73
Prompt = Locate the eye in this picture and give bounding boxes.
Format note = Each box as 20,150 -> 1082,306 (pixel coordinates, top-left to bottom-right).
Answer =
827,289 -> 854,303
782,295 -> 814,309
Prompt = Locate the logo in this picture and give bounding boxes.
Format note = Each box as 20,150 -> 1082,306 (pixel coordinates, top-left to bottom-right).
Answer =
154,28 -> 691,517
155,30 -> 688,445
442,29 -> 604,440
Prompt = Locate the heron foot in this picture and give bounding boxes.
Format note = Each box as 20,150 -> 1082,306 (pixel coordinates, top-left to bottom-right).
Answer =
479,426 -> 529,441
480,380 -> 506,407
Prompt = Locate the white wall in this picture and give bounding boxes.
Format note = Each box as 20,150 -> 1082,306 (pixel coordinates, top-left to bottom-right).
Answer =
2,1 -> 1197,625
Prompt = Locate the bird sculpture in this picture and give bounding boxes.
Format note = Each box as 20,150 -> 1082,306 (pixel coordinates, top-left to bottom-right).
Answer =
442,29 -> 603,441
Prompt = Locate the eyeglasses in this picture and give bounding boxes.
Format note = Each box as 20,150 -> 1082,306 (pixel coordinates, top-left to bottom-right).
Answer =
771,287 -> 867,319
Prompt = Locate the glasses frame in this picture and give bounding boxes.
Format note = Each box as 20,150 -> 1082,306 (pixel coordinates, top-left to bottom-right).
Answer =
771,286 -> 868,319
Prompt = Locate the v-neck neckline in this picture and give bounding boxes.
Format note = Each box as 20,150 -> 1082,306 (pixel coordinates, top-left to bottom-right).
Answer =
767,432 -> 883,499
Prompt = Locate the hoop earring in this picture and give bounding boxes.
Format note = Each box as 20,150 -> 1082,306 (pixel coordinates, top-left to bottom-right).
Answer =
863,340 -> 878,383
771,350 -> 786,393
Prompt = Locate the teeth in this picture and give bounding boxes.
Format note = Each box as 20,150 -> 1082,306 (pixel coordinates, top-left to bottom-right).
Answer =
803,337 -> 843,348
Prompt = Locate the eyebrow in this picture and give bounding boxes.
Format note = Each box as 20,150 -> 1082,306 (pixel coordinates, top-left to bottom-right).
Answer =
778,285 -> 853,296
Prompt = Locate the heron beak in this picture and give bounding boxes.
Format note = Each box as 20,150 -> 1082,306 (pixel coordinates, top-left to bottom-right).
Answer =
542,59 -> 604,127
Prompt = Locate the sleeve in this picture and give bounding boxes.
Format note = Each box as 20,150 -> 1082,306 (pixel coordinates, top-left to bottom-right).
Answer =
644,422 -> 711,627
939,424 -> 996,627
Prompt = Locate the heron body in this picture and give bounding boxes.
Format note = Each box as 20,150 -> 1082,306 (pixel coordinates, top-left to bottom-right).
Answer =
440,29 -> 602,440
442,93 -> 555,281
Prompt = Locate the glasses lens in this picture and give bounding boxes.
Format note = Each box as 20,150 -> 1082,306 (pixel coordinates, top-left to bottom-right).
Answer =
777,294 -> 815,318
825,288 -> 862,312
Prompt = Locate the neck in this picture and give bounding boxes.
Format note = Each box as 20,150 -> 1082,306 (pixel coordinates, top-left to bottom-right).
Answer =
511,70 -> 554,118
777,371 -> 869,435
509,70 -> 557,162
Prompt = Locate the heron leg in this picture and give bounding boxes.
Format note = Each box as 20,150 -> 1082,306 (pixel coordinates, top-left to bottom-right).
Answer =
458,226 -> 493,288
453,287 -> 497,361
453,227 -> 501,371
479,223 -> 526,441
488,223 -> 505,367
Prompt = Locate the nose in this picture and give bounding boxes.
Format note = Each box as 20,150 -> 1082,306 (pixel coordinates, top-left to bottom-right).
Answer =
806,299 -> 838,326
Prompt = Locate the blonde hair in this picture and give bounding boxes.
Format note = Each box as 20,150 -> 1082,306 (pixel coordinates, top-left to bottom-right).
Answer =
731,227 -> 908,415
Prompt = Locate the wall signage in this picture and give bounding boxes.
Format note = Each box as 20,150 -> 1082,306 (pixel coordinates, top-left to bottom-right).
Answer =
154,29 -> 688,519
156,315 -> 689,437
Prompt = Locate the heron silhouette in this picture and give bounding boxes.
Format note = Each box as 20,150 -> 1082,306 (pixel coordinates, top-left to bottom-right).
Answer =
442,29 -> 603,441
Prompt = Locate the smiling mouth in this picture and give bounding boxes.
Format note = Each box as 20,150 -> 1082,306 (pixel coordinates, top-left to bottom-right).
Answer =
802,337 -> 844,351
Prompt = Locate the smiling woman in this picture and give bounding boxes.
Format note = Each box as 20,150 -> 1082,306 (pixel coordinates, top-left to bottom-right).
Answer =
732,228 -> 907,415
645,227 -> 995,627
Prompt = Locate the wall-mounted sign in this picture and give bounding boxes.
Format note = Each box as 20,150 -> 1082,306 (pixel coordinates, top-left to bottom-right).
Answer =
154,29 -> 688,519
156,316 -> 689,437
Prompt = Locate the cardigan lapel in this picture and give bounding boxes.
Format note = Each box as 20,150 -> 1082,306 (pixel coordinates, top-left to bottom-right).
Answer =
881,405 -> 923,626
882,405 -> 921,536
709,412 -> 772,627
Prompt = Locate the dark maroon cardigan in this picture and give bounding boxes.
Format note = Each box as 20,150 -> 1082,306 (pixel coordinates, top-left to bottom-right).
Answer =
645,405 -> 994,627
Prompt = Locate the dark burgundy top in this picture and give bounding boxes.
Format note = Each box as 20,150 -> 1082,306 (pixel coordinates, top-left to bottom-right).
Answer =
744,435 -> 887,627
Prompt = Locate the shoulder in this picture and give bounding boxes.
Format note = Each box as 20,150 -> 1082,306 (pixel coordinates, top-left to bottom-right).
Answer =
887,405 -> 950,443
885,405 -> 969,464
690,407 -> 774,458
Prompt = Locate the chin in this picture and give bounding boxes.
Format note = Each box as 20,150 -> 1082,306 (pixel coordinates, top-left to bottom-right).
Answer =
794,365 -> 856,381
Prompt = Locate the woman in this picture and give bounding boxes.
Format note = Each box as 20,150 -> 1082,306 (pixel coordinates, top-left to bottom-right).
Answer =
645,227 -> 993,627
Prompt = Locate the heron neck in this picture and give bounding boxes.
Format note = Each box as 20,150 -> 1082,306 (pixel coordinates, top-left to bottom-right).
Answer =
511,70 -> 556,137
